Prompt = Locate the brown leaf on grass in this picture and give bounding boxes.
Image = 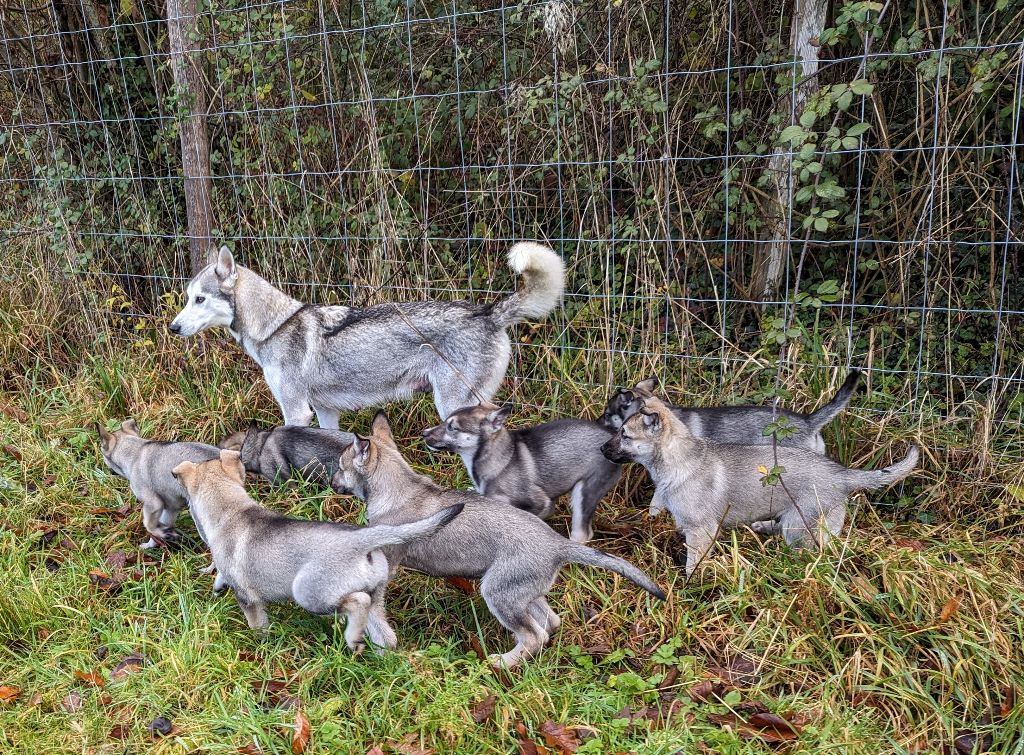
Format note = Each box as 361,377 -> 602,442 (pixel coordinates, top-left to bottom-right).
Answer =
722,655 -> 759,687
252,679 -> 300,710
105,550 -> 137,569
29,692 -> 43,707
109,724 -> 130,740
1000,685 -> 1017,718
62,691 -> 83,713
939,596 -> 961,623
658,666 -> 680,692
390,731 -> 434,755
706,710 -> 803,743
538,720 -> 579,754
3,444 -> 22,461
470,694 -> 497,723
110,653 -> 145,680
515,723 -> 549,755
91,507 -> 128,517
444,576 -> 476,595
98,692 -> 113,706
292,708 -> 310,754
892,536 -> 926,551
688,679 -> 731,702
74,669 -> 106,688
366,748 -> 385,755
88,568 -> 123,592
1,404 -> 29,422
954,729 -> 993,754
0,685 -> 21,704
238,745 -> 263,755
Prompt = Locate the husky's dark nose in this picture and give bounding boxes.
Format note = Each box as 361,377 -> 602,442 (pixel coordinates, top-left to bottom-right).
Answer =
168,322 -> 182,335
601,439 -> 627,464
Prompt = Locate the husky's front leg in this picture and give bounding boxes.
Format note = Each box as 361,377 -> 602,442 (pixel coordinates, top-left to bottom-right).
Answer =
313,405 -> 340,430
138,493 -> 178,548
266,369 -> 314,426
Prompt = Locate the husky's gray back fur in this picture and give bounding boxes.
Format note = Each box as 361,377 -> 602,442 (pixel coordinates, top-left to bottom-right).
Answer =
601,396 -> 918,576
220,424 -> 355,485
174,449 -> 463,653
96,419 -> 220,548
600,370 -> 862,454
331,413 -> 664,668
422,404 -> 621,543
170,244 -> 565,429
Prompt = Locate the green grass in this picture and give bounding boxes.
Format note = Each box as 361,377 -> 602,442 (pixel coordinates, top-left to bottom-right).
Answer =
1,324 -> 1022,754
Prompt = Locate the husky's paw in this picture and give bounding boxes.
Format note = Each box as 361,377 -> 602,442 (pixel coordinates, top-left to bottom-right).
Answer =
750,520 -> 781,536
648,504 -> 665,518
199,562 -> 217,575
348,640 -> 367,656
139,537 -> 158,550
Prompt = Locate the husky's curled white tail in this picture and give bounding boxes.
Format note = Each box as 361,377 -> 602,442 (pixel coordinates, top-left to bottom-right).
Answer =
169,242 -> 565,430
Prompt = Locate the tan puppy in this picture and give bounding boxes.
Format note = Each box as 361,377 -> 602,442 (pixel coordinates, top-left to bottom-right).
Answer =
172,450 -> 463,653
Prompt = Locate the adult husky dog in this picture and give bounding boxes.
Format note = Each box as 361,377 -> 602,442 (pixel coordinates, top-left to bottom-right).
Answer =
169,243 -> 565,426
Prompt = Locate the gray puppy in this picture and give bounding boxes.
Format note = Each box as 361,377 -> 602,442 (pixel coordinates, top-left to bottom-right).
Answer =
96,419 -> 219,549
172,449 -> 464,653
422,403 -> 621,543
600,370 -> 862,453
331,413 -> 666,668
220,424 -> 356,485
601,396 -> 919,577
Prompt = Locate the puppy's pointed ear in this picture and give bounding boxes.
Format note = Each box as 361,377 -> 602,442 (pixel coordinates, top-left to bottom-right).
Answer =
96,422 -> 115,453
370,412 -> 397,449
484,403 -> 512,431
121,418 -> 140,436
172,460 -> 196,485
640,409 -> 662,433
219,449 -> 246,485
634,377 -> 659,396
352,434 -> 372,466
214,245 -> 238,291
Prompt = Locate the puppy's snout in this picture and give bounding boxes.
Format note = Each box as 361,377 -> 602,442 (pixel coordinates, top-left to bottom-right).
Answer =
422,425 -> 443,447
168,321 -> 183,335
600,439 -> 625,464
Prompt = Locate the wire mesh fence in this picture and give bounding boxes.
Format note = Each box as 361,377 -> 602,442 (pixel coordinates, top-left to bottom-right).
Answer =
2,0 -> 1022,424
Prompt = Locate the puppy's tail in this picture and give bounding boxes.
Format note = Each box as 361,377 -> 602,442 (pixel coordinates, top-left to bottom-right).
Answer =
491,242 -> 565,326
806,369 -> 862,431
845,444 -> 920,492
565,544 -> 667,601
360,504 -> 465,550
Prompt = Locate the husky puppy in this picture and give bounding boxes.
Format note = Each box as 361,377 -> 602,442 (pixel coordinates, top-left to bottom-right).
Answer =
172,449 -> 463,653
96,419 -> 220,549
169,243 -> 565,427
601,397 -> 919,577
422,403 -> 621,543
600,370 -> 862,453
220,424 -> 356,485
330,413 -> 665,668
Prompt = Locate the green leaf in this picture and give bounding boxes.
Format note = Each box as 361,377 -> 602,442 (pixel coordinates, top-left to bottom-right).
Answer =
814,216 -> 829,232
836,90 -> 853,111
850,79 -> 874,96
847,122 -> 872,137
799,111 -> 817,128
779,125 -> 806,143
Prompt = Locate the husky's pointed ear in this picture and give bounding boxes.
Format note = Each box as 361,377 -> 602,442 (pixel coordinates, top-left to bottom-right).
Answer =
214,245 -> 237,291
370,412 -> 397,449
121,419 -> 141,436
640,409 -> 662,433
172,460 -> 196,485
483,403 -> 512,431
96,422 -> 116,453
634,377 -> 659,396
219,449 -> 246,485
352,434 -> 372,466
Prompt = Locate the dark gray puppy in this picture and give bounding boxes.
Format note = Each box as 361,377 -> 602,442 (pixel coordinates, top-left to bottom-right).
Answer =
600,370 -> 862,453
601,396 -> 919,577
331,412 -> 666,668
97,419 -> 219,549
422,403 -> 621,543
220,424 -> 356,485
173,449 -> 464,654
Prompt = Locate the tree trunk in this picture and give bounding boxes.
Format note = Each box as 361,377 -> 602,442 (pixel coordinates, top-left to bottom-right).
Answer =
166,0 -> 213,273
756,0 -> 828,299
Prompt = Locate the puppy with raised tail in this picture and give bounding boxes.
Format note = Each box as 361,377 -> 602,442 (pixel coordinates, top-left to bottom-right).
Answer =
422,403 -> 621,543
600,370 -> 862,453
601,396 -> 919,577
220,424 -> 355,485
331,412 -> 665,669
96,419 -> 220,549
172,449 -> 464,654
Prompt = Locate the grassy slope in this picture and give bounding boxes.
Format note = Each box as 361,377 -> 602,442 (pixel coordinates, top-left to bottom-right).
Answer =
1,317 -> 1022,754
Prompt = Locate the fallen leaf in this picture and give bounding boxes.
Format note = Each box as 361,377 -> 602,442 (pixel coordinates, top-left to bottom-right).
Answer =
148,716 -> 174,738
0,685 -> 21,704
109,724 -> 129,740
292,708 -> 310,754
539,720 -> 579,754
471,694 -> 497,723
95,646 -> 108,661
688,679 -> 731,702
707,710 -> 803,743
238,746 -> 263,755
3,444 -> 22,461
1,404 -> 28,422
110,653 -> 145,680
1000,686 -> 1017,718
747,712 -> 801,738
515,722 -> 549,755
366,748 -> 385,755
98,692 -> 113,706
74,669 -> 105,688
105,550 -> 136,568
391,731 -> 434,755
91,507 -> 127,517
29,692 -> 43,707
954,729 -> 993,754
892,536 -> 926,551
939,596 -> 961,623
62,690 -> 83,712
723,656 -> 759,687
444,576 -> 476,595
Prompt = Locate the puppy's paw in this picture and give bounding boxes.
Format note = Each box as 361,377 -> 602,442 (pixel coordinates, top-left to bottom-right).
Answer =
139,538 -> 158,550
199,562 -> 217,575
348,641 -> 367,656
